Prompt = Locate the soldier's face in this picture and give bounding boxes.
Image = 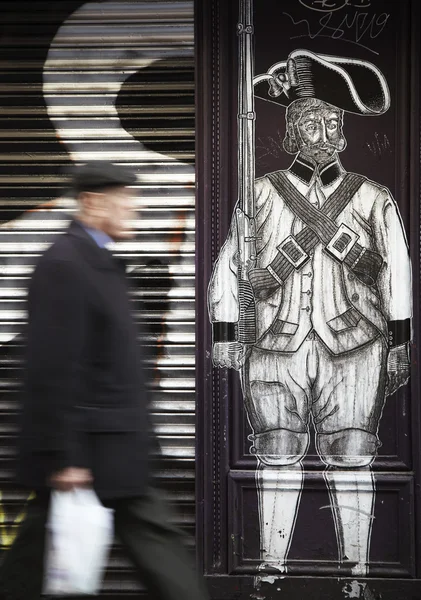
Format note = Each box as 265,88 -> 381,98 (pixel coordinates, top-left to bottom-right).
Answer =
296,105 -> 345,163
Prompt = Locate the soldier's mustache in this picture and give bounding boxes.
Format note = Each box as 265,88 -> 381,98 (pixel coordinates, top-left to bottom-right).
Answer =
308,141 -> 338,151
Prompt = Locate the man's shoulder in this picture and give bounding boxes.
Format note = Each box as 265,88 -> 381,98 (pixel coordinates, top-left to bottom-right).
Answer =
33,229 -> 83,282
40,229 -> 78,264
28,234 -> 87,305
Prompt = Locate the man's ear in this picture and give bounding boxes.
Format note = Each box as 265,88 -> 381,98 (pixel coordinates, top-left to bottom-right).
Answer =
337,133 -> 347,152
336,112 -> 347,152
337,116 -> 347,152
283,123 -> 299,154
79,190 -> 105,214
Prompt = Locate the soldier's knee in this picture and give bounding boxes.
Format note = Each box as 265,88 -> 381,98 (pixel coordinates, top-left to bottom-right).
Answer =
317,429 -> 380,468
250,428 -> 309,466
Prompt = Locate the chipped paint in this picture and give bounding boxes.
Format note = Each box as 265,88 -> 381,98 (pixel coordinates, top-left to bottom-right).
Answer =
343,581 -> 364,599
259,575 -> 280,585
342,580 -> 378,600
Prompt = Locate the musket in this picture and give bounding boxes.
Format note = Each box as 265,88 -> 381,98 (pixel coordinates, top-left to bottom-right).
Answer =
235,0 -> 257,344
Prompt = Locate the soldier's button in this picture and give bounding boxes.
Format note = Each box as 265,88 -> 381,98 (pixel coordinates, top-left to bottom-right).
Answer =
348,273 -> 355,281
305,307 -> 310,312
304,272 -> 312,278
307,290 -> 311,295
352,293 -> 359,302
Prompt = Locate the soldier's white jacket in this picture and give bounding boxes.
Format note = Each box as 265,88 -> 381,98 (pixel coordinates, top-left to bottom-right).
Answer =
208,154 -> 412,355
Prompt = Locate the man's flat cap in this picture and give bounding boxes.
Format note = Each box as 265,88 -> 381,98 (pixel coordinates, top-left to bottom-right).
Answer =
68,161 -> 138,194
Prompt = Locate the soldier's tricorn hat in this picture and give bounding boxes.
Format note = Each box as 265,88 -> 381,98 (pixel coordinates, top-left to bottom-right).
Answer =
253,49 -> 390,116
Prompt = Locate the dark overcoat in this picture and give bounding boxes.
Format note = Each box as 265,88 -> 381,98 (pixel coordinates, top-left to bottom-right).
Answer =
18,219 -> 154,499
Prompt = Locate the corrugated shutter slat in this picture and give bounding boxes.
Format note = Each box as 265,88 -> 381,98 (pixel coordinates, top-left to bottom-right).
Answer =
0,1 -> 195,594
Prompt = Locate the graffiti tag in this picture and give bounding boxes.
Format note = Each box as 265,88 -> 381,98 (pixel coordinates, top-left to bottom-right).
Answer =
299,0 -> 372,12
366,132 -> 392,158
284,10 -> 390,55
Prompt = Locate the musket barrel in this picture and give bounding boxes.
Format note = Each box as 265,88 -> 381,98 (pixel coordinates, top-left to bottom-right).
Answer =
237,0 -> 255,216
236,0 -> 256,343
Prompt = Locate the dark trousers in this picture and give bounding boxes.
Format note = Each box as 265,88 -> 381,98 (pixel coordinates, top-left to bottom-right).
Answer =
0,487 -> 208,600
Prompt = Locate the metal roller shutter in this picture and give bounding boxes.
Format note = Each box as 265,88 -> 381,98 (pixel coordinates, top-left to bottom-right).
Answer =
0,1 -> 195,594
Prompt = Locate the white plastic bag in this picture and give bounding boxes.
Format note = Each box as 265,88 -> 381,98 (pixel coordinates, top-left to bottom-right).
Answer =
43,488 -> 114,596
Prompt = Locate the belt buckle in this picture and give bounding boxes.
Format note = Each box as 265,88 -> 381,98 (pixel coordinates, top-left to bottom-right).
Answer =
325,224 -> 359,262
277,236 -> 309,270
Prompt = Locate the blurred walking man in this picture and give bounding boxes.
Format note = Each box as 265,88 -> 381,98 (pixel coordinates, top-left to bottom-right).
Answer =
0,161 -> 208,600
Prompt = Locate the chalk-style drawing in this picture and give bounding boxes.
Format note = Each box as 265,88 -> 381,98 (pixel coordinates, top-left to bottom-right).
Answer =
208,0 -> 412,577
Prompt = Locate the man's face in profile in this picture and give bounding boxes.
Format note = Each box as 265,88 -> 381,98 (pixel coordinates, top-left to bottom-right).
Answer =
101,186 -> 136,241
295,102 -> 345,163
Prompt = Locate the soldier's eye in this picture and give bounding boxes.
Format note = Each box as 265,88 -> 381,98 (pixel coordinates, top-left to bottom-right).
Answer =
327,121 -> 338,130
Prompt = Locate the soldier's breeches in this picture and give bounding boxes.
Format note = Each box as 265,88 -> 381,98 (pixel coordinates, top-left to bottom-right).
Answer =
252,428 -> 309,466
317,429 -> 380,467
243,335 -> 387,466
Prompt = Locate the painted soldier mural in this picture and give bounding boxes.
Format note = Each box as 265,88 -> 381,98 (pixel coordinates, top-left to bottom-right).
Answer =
208,43 -> 412,577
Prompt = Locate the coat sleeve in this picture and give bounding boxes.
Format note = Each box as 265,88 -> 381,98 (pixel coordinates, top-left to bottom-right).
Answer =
207,179 -> 272,343
371,187 -> 412,346
207,205 -> 240,342
25,256 -> 89,472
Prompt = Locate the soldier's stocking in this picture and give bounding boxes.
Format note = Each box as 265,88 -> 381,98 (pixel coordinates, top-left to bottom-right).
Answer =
324,466 -> 375,576
256,461 -> 304,573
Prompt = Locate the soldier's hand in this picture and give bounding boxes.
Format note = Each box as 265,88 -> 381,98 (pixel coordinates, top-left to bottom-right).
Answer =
386,343 -> 410,396
212,342 -> 250,371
